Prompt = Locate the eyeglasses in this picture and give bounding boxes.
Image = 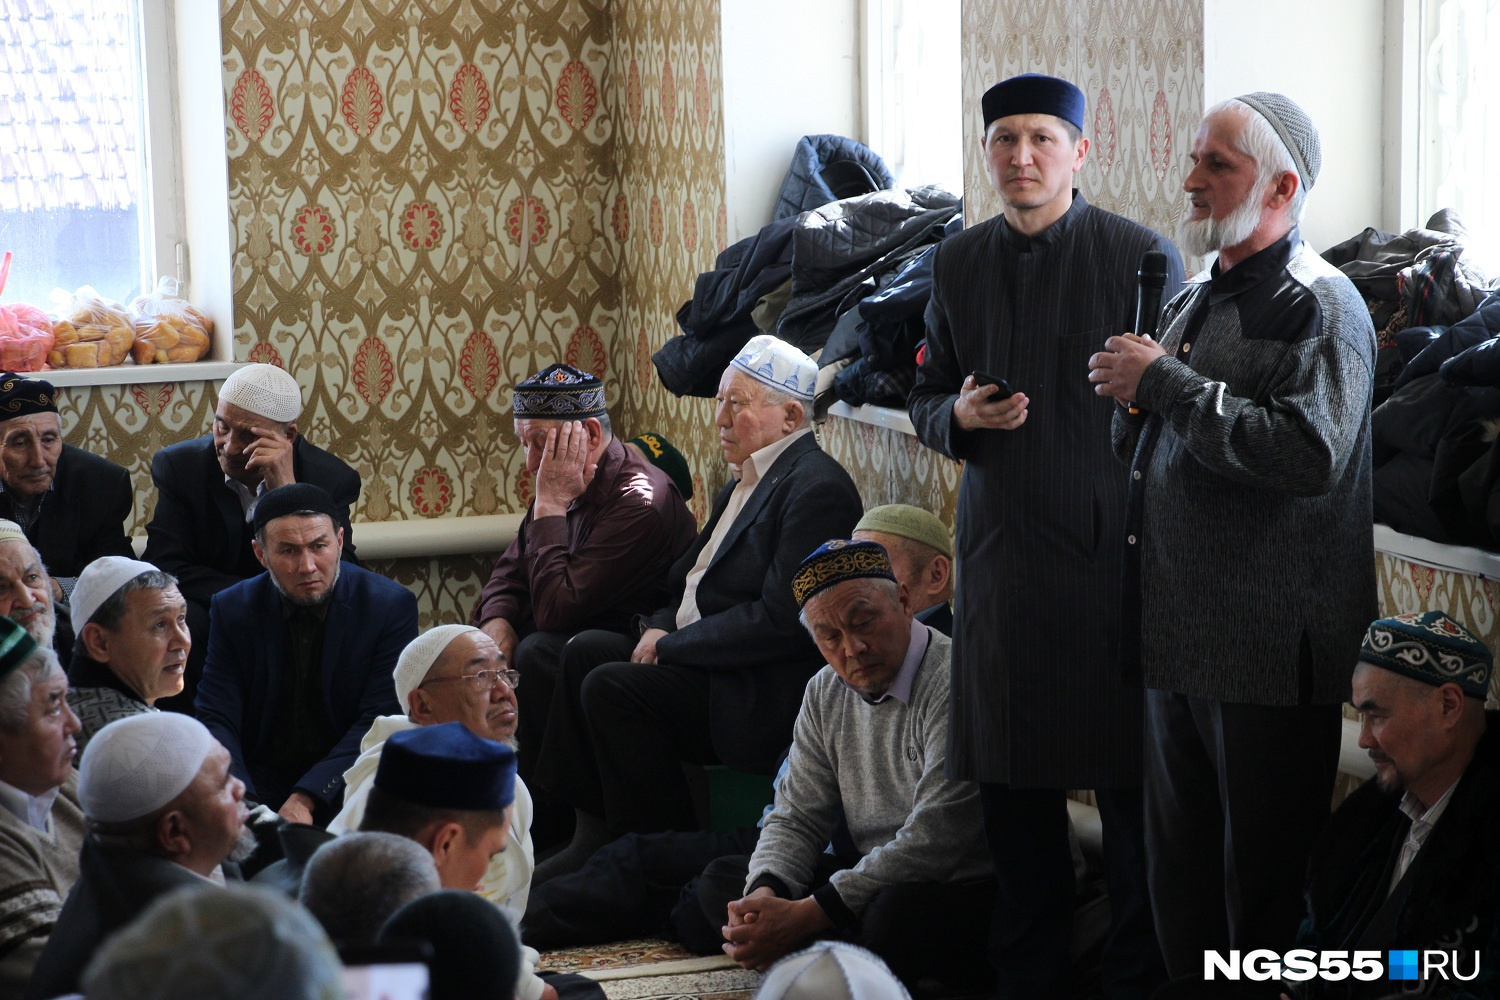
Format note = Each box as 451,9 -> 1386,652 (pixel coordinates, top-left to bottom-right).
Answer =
421,668 -> 521,692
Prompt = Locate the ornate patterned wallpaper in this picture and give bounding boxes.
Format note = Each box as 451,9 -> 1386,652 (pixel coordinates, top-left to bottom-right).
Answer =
50,0 -> 726,626
1378,553 -> 1500,705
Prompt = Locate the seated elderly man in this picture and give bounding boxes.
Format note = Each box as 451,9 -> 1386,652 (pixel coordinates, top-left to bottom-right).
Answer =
852,504 -> 953,635
472,364 -> 695,846
145,363 -> 361,708
299,831 -> 441,947
0,372 -> 132,601
330,625 -> 531,912
1292,611 -> 1500,999
0,619 -> 84,992
24,712 -> 256,1000
358,722 -> 601,1000
196,483 -> 415,827
66,556 -> 189,755
0,519 -> 72,662
703,540 -> 994,988
536,335 -> 862,875
522,507 -> 954,951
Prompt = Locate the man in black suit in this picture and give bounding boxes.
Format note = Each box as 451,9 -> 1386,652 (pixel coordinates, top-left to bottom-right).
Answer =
144,364 -> 360,709
532,335 -> 863,879
0,372 -> 132,600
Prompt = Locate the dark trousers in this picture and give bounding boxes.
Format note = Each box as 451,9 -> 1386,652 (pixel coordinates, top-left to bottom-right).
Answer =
1143,690 -> 1341,980
694,853 -> 996,990
512,630 -> 574,851
981,784 -> 1164,1000
583,659 -> 719,835
532,629 -> 634,817
521,828 -> 761,952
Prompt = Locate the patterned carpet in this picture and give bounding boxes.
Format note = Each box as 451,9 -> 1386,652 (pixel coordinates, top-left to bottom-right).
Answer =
540,938 -> 760,1000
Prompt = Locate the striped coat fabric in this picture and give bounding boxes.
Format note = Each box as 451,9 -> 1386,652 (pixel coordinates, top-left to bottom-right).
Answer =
910,194 -> 1183,788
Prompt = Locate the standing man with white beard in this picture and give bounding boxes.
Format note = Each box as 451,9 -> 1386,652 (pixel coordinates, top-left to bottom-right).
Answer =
1089,93 -> 1377,980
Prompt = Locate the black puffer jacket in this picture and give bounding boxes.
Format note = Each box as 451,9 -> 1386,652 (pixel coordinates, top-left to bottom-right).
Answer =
772,134 -> 893,221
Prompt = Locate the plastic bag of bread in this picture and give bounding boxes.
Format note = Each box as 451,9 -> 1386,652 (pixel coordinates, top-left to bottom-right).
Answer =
129,276 -> 212,365
47,285 -> 134,368
0,253 -> 54,372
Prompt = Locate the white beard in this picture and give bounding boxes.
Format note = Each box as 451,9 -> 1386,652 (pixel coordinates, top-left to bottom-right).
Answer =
1178,189 -> 1266,259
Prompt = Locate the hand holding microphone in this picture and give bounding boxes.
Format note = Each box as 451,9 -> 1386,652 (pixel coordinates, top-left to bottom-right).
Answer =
1087,250 -> 1170,409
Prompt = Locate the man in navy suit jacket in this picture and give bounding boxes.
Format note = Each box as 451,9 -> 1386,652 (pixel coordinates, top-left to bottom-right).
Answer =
144,364 -> 360,710
196,484 -> 416,827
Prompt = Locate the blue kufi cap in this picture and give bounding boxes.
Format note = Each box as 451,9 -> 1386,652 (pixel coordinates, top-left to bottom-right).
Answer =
375,722 -> 517,812
982,73 -> 1086,132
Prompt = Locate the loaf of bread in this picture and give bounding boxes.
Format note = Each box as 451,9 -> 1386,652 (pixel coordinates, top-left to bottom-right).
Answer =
47,296 -> 133,368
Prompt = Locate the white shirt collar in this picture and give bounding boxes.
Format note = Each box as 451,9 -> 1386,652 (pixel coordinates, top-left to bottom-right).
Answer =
0,777 -> 61,834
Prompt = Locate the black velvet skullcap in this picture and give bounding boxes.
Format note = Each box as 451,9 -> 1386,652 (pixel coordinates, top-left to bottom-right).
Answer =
0,372 -> 58,420
252,483 -> 341,536
982,73 -> 1085,132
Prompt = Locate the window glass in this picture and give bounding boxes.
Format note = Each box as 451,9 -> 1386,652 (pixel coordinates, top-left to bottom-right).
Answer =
0,1 -> 148,307
864,0 -> 963,194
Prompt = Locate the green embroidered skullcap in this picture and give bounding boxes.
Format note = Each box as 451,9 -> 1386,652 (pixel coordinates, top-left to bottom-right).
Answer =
513,364 -> 606,419
854,505 -> 952,559
628,432 -> 693,500
1358,611 -> 1493,698
791,539 -> 896,609
0,615 -> 39,681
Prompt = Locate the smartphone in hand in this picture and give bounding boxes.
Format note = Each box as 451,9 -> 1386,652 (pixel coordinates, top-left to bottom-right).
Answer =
971,371 -> 1016,398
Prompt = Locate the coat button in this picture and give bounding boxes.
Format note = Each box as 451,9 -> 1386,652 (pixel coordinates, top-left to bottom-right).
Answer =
1132,470 -> 1141,480
1127,534 -> 1137,545
1182,342 -> 1192,353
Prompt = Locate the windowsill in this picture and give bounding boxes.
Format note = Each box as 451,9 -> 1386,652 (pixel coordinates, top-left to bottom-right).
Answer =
42,360 -> 243,388
129,512 -> 525,562
825,400 -> 916,436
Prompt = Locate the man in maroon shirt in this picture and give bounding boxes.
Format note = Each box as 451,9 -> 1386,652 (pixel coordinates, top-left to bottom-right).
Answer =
472,364 -> 696,847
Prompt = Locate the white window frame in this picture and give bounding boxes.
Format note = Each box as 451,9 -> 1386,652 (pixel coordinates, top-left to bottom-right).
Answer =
34,0 -> 238,388
858,0 -> 964,195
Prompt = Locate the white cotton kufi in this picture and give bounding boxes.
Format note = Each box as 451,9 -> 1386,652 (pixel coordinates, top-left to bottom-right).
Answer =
0,519 -> 26,545
72,556 -> 162,630
754,942 -> 912,1000
730,334 -> 817,402
78,713 -> 215,823
218,363 -> 303,423
394,624 -> 481,713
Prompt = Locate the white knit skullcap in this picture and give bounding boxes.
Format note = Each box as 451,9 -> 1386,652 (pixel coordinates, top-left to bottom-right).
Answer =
754,942 -> 911,1000
0,519 -> 27,545
82,884 -> 344,1000
218,364 -> 303,423
78,713 -> 215,823
72,556 -> 162,630
394,625 -> 481,713
729,335 -> 817,403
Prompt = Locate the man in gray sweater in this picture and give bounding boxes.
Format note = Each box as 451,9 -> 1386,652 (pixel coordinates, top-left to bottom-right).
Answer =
708,539 -> 993,989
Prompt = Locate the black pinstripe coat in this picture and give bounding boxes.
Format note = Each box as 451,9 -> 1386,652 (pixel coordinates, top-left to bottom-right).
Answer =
909,193 -> 1183,788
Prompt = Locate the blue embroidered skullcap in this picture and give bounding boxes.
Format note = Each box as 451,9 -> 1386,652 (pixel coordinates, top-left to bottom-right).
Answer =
982,73 -> 1086,132
513,363 -> 606,419
729,335 -> 816,403
1358,611 -> 1493,699
791,539 -> 896,609
374,722 -> 516,812
0,372 -> 58,419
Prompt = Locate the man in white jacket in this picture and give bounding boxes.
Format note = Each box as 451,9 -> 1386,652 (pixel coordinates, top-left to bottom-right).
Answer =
330,625 -> 599,1000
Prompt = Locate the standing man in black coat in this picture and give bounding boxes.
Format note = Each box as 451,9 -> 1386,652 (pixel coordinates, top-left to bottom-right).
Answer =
908,74 -> 1182,999
144,363 -> 360,710
0,372 -> 133,600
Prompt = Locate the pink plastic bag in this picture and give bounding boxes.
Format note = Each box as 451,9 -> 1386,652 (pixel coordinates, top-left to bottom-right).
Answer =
0,254 -> 55,372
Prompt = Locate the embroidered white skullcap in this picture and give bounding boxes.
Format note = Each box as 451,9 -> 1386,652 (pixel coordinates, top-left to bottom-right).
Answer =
729,335 -> 817,403
218,363 -> 303,423
394,624 -> 482,714
82,883 -> 344,1000
72,556 -> 162,630
78,713 -> 215,823
754,941 -> 911,1000
0,519 -> 26,545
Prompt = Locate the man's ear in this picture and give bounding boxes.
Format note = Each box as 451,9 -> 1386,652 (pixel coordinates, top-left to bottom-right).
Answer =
79,622 -> 112,663
156,809 -> 191,859
1437,683 -> 1468,725
428,821 -> 465,871
251,538 -> 269,571
1266,170 -> 1299,211
408,686 -> 436,724
283,420 -> 299,443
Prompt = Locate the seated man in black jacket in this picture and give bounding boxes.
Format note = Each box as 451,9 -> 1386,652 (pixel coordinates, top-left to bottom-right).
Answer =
143,363 -> 360,709
24,712 -> 255,1000
0,372 -> 132,601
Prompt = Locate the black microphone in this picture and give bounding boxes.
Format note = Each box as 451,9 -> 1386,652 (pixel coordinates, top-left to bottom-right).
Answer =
1126,250 -> 1169,415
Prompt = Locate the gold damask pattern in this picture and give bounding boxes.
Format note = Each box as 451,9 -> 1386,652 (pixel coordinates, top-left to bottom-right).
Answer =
50,1 -> 724,625
818,418 -> 959,529
1377,552 -> 1500,705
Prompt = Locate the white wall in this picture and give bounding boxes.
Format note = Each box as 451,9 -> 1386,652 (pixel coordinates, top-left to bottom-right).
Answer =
720,0 -> 861,243
1204,0 -> 1389,251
